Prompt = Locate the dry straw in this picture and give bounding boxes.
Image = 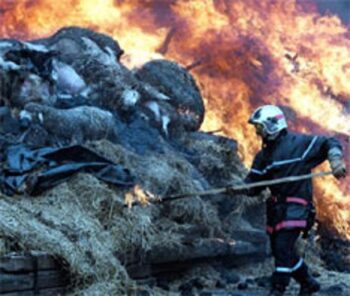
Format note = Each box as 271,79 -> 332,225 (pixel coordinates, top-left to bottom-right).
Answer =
0,136 -> 257,294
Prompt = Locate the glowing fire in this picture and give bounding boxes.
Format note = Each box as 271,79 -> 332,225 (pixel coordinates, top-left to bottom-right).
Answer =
124,185 -> 157,208
1,0 -> 350,238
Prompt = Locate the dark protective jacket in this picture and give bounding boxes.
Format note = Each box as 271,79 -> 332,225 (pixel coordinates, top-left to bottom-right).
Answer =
245,130 -> 342,234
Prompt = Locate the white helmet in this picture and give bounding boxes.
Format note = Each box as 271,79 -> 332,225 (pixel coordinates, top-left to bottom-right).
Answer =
248,105 -> 287,138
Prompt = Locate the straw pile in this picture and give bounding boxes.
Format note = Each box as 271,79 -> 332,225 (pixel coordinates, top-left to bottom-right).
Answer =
0,133 -> 260,295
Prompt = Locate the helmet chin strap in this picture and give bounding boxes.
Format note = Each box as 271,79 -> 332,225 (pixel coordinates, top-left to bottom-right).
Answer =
267,132 -> 280,140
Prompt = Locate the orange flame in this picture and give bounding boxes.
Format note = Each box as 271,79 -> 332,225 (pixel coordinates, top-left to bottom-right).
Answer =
124,185 -> 157,208
1,0 -> 350,238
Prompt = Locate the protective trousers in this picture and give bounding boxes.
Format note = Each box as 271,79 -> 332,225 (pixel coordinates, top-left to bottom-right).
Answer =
269,229 -> 310,291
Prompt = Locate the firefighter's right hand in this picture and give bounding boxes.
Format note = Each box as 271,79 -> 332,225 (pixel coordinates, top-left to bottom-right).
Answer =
330,157 -> 347,179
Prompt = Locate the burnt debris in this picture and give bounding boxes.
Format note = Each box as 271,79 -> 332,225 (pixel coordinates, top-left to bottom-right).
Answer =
0,26 -> 210,193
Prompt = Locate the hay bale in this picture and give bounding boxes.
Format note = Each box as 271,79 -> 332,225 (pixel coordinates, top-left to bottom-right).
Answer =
136,59 -> 205,131
181,132 -> 246,185
0,178 -> 131,293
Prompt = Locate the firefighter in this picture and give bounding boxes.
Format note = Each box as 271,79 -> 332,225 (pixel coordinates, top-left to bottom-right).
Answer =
244,105 -> 346,296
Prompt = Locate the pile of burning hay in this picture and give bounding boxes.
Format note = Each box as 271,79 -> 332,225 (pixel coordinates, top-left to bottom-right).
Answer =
0,27 -> 268,295
0,27 -> 349,296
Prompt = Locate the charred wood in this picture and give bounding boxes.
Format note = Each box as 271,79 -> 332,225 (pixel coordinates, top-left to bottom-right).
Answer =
157,27 -> 177,55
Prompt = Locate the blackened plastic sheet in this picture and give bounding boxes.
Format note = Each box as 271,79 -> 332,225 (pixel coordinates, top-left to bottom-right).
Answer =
0,144 -> 135,196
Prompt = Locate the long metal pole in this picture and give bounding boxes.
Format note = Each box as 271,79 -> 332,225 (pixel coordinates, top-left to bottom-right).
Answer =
162,171 -> 333,201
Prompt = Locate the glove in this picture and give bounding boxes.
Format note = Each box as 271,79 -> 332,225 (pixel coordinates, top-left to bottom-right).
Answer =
330,157 -> 347,179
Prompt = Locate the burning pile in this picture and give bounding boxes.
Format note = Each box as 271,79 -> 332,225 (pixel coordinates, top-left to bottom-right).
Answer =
0,0 -> 348,240
0,0 -> 350,294
0,26 -> 268,294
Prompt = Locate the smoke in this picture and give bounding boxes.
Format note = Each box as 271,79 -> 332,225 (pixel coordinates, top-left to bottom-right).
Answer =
315,0 -> 350,25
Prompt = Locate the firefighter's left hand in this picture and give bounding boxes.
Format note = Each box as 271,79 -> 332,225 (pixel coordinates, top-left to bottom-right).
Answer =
330,158 -> 347,179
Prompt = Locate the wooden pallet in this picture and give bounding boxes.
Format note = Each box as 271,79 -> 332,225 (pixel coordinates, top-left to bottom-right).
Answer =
0,252 -> 68,295
126,235 -> 268,279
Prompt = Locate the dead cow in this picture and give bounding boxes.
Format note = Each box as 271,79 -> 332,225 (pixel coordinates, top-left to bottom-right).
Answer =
23,103 -> 118,144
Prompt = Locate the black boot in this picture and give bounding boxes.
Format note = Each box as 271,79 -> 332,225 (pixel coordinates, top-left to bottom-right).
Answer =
298,276 -> 320,296
292,262 -> 320,296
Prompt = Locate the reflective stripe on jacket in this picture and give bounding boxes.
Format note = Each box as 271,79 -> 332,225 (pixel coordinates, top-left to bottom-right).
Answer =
245,130 -> 342,233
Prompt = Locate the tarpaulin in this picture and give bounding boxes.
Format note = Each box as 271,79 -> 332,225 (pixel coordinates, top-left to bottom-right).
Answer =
0,144 -> 135,196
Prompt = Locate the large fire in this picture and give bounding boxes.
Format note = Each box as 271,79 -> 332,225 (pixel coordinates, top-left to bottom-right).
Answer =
1,0 -> 350,239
